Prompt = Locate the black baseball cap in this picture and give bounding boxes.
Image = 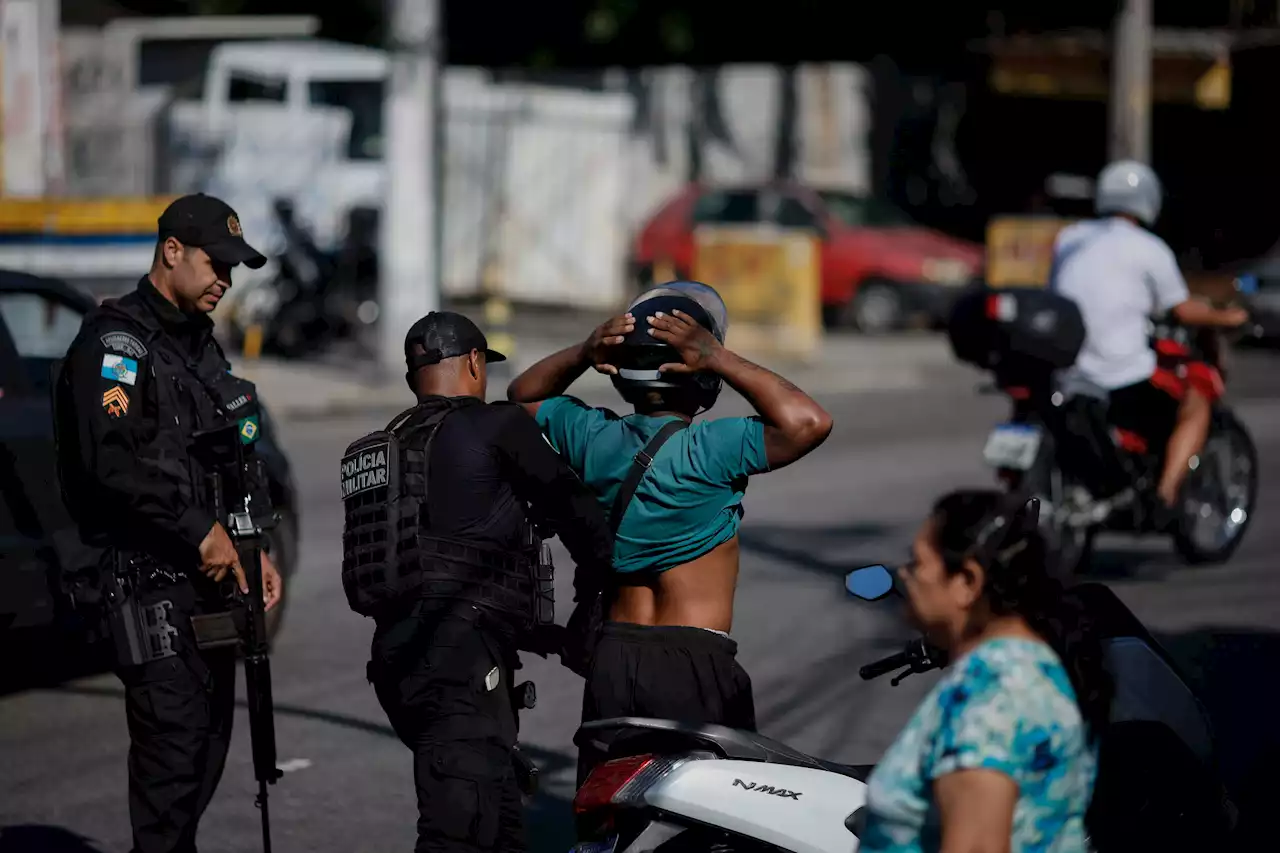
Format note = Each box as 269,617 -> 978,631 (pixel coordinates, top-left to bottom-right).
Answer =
404,311 -> 507,370
158,193 -> 267,270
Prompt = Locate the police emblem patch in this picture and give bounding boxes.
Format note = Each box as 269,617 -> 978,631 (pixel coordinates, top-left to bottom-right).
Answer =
101,354 -> 138,386
102,385 -> 130,417
101,331 -> 148,358
227,214 -> 242,237
340,442 -> 390,500
237,415 -> 259,445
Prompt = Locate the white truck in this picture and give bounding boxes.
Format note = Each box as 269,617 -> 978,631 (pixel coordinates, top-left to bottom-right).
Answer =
17,20 -> 636,309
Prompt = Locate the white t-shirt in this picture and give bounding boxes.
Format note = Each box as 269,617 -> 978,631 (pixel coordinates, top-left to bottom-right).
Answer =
1048,217 -> 1190,390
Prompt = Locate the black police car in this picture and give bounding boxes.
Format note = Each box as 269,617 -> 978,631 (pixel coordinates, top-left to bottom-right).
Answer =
0,269 -> 299,669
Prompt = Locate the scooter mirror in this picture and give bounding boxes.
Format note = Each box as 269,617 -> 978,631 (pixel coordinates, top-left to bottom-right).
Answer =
845,565 -> 895,601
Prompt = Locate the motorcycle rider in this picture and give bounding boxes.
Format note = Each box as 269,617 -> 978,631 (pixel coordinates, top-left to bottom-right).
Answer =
506,281 -> 833,782
1047,160 -> 1248,525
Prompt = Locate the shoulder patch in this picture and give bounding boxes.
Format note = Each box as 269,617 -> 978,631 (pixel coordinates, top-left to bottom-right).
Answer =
102,385 -> 130,417
101,354 -> 138,386
101,331 -> 148,358
237,415 -> 260,445
340,441 -> 391,500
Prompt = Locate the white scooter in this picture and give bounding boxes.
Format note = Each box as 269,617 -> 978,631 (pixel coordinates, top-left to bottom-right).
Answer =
569,565 -> 1240,853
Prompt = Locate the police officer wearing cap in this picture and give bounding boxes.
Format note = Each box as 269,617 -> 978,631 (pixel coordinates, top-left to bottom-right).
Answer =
53,193 -> 284,853
340,311 -> 613,853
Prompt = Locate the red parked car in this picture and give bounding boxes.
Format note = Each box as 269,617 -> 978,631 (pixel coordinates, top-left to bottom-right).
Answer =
631,182 -> 986,333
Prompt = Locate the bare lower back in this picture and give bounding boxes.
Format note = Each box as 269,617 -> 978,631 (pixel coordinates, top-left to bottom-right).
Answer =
609,536 -> 741,633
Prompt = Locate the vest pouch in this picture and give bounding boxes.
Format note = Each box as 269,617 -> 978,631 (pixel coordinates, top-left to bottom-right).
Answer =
340,431 -> 403,615
534,541 -> 555,627
416,537 -> 539,635
341,399 -> 545,633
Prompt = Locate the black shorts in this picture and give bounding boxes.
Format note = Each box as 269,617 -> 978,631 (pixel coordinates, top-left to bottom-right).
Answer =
577,621 -> 756,783
1108,377 -> 1181,451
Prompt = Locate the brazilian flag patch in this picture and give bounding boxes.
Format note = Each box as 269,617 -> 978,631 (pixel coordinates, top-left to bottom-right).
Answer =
237,415 -> 260,445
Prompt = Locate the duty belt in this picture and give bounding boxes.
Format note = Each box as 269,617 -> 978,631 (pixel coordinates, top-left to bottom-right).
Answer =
415,535 -> 531,572
403,536 -> 534,592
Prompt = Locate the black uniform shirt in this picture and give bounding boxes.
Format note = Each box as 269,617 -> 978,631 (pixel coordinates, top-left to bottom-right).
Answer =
54,277 -> 238,564
421,395 -> 613,600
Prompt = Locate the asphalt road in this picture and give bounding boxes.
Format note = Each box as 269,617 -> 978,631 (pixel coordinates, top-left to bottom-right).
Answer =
3,349 -> 1279,853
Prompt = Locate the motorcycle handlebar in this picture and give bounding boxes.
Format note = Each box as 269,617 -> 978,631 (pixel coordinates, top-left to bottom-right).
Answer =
859,650 -> 912,681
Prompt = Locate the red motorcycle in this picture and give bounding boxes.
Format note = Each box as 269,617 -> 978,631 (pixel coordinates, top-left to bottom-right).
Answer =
947,286 -> 1258,575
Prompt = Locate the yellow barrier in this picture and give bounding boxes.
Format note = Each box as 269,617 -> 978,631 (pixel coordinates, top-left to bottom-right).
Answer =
691,225 -> 823,362
985,215 -> 1077,288
0,197 -> 177,234
986,214 -> 1232,301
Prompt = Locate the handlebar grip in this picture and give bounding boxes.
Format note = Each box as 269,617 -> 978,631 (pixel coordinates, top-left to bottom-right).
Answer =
860,650 -> 912,681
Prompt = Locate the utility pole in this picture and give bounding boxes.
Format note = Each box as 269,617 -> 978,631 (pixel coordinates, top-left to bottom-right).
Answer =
1108,0 -> 1153,163
380,0 -> 441,372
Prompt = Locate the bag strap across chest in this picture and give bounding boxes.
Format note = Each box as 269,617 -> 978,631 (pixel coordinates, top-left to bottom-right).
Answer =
608,419 -> 688,537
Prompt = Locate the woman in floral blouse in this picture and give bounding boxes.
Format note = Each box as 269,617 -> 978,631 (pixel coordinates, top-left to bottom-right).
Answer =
861,489 -> 1113,853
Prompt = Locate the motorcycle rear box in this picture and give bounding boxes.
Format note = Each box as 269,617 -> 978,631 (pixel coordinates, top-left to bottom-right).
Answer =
947,286 -> 1085,370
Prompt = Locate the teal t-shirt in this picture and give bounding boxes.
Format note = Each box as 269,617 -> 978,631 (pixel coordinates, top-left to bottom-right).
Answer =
534,395 -> 770,573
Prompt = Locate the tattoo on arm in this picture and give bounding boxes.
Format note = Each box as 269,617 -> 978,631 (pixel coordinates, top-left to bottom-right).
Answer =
721,350 -> 800,391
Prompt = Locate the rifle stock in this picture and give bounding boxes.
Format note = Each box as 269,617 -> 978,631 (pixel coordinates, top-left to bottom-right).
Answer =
193,424 -> 282,853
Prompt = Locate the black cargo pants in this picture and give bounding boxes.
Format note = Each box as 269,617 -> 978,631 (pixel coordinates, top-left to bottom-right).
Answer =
370,608 -> 525,853
113,582 -> 237,853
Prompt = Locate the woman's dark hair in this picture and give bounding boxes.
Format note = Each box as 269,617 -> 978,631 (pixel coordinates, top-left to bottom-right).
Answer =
930,488 -> 1113,742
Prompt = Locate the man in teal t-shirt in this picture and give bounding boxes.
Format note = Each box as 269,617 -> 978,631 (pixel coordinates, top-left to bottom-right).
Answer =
507,281 -> 833,782
533,394 -> 769,573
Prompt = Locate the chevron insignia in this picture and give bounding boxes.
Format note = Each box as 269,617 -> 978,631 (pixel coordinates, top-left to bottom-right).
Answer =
102,385 -> 130,418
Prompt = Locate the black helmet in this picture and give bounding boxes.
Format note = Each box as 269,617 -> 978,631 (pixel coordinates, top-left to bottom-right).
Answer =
611,280 -> 729,412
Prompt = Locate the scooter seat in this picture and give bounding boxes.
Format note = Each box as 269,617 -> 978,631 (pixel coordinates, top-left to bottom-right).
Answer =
814,760 -> 874,782
577,717 -> 873,782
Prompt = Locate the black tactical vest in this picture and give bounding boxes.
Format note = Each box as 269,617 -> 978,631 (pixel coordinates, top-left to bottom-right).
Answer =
340,400 -> 553,637
93,301 -> 267,518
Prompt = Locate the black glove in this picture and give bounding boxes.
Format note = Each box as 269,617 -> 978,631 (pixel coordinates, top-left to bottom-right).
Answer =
561,592 -> 606,678
523,623 -> 567,659
510,745 -> 539,797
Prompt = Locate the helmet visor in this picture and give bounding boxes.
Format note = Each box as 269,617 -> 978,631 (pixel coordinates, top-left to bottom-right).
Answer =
629,281 -> 728,342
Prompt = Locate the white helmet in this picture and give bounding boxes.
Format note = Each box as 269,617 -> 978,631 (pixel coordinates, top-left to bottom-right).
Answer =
1095,160 -> 1163,226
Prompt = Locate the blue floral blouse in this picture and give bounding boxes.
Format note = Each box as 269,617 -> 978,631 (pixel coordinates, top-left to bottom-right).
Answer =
860,637 -> 1097,853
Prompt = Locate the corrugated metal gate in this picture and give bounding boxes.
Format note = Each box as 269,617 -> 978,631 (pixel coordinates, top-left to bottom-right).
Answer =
442,87 -> 634,309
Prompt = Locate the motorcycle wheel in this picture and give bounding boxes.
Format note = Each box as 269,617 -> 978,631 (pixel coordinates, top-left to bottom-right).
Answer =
1017,452 -> 1095,577
1052,517 -> 1096,578
1173,408 -> 1258,565
267,300 -> 325,359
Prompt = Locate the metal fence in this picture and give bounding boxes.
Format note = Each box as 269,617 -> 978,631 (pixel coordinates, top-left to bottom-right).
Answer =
50,57 -> 878,310
442,93 -> 635,308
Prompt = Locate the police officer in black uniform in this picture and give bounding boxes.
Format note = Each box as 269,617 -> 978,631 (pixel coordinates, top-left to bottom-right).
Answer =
340,311 -> 613,853
53,193 -> 284,853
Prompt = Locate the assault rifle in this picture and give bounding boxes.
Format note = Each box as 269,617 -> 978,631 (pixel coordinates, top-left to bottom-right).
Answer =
191,422 -> 283,853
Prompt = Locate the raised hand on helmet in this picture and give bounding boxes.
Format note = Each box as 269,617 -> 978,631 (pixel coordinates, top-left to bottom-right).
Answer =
580,314 -> 636,375
646,310 -> 723,373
